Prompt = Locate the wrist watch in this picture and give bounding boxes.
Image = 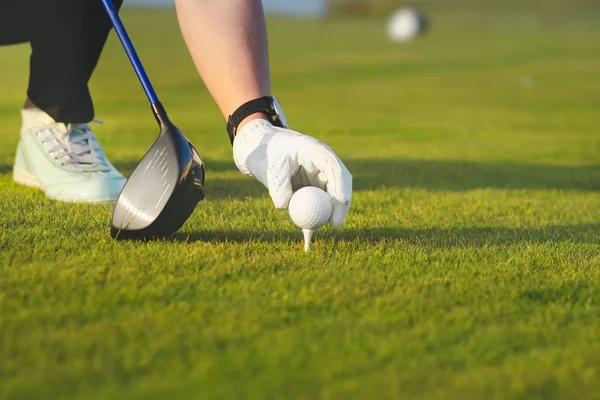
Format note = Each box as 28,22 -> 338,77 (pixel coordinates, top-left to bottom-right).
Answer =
227,96 -> 289,145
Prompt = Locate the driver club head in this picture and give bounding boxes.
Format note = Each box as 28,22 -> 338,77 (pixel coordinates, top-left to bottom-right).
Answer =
110,102 -> 205,239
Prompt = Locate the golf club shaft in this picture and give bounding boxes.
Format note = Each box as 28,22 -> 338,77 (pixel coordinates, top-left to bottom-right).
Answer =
100,0 -> 159,105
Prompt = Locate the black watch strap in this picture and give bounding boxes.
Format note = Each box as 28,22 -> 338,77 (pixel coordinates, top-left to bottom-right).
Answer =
227,96 -> 283,145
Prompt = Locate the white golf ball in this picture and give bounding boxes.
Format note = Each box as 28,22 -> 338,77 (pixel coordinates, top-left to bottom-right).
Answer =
288,187 -> 333,230
388,8 -> 427,42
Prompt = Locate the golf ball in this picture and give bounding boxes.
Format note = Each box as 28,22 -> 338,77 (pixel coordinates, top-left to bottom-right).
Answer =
288,187 -> 333,230
387,8 -> 427,42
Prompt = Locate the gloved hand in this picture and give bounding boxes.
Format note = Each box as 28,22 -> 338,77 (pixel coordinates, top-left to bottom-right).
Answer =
233,119 -> 353,228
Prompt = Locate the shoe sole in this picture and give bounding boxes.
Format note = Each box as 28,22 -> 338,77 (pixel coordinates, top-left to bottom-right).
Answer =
13,167 -> 117,204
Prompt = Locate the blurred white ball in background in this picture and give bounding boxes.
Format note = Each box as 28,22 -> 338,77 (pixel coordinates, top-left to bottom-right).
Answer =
388,8 -> 428,42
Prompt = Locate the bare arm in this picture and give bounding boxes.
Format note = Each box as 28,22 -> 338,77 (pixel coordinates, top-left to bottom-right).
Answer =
175,0 -> 271,120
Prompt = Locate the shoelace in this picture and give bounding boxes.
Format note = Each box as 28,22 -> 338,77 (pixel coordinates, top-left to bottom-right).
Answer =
37,122 -> 103,166
68,123 -> 102,166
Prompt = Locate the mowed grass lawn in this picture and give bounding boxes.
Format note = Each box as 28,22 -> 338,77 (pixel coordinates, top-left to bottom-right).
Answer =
1,3 -> 600,399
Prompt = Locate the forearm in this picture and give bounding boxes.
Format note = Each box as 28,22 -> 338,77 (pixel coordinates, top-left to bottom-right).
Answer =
175,0 -> 271,119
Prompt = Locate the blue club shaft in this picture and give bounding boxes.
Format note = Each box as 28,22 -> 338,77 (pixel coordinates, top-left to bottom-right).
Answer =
100,0 -> 159,105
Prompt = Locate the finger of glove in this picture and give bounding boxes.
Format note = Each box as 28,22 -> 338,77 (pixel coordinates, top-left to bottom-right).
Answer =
302,144 -> 352,205
266,143 -> 295,209
302,144 -> 352,228
291,169 -> 327,193
327,166 -> 352,228
330,197 -> 351,228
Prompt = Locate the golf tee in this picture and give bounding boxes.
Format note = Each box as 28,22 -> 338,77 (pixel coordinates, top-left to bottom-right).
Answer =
303,229 -> 313,252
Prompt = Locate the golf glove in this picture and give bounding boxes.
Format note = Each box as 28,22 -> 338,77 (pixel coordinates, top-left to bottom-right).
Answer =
233,119 -> 353,228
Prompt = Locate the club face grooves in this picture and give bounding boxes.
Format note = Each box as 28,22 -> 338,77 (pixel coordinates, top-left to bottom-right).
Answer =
110,103 -> 205,240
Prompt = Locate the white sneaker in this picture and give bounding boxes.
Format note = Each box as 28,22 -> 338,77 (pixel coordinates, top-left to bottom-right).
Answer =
13,109 -> 126,203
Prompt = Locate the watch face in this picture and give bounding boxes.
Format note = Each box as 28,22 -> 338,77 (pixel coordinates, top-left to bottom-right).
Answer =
271,97 -> 289,129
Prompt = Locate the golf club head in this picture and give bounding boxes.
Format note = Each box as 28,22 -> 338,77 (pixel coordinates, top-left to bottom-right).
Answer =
110,102 -> 205,239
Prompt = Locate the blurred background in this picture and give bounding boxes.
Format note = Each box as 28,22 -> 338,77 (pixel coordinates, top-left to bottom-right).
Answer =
113,0 -> 600,190
122,0 -> 600,20
1,0 -> 598,181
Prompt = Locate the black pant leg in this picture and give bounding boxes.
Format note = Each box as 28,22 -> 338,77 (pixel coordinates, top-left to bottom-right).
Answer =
0,2 -> 29,45
81,0 -> 124,86
27,0 -> 123,123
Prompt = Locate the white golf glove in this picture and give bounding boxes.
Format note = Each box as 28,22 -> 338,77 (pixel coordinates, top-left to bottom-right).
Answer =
233,119 -> 353,228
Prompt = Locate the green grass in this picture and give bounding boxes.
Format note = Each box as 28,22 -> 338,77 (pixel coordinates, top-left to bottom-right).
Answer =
1,3 -> 600,399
